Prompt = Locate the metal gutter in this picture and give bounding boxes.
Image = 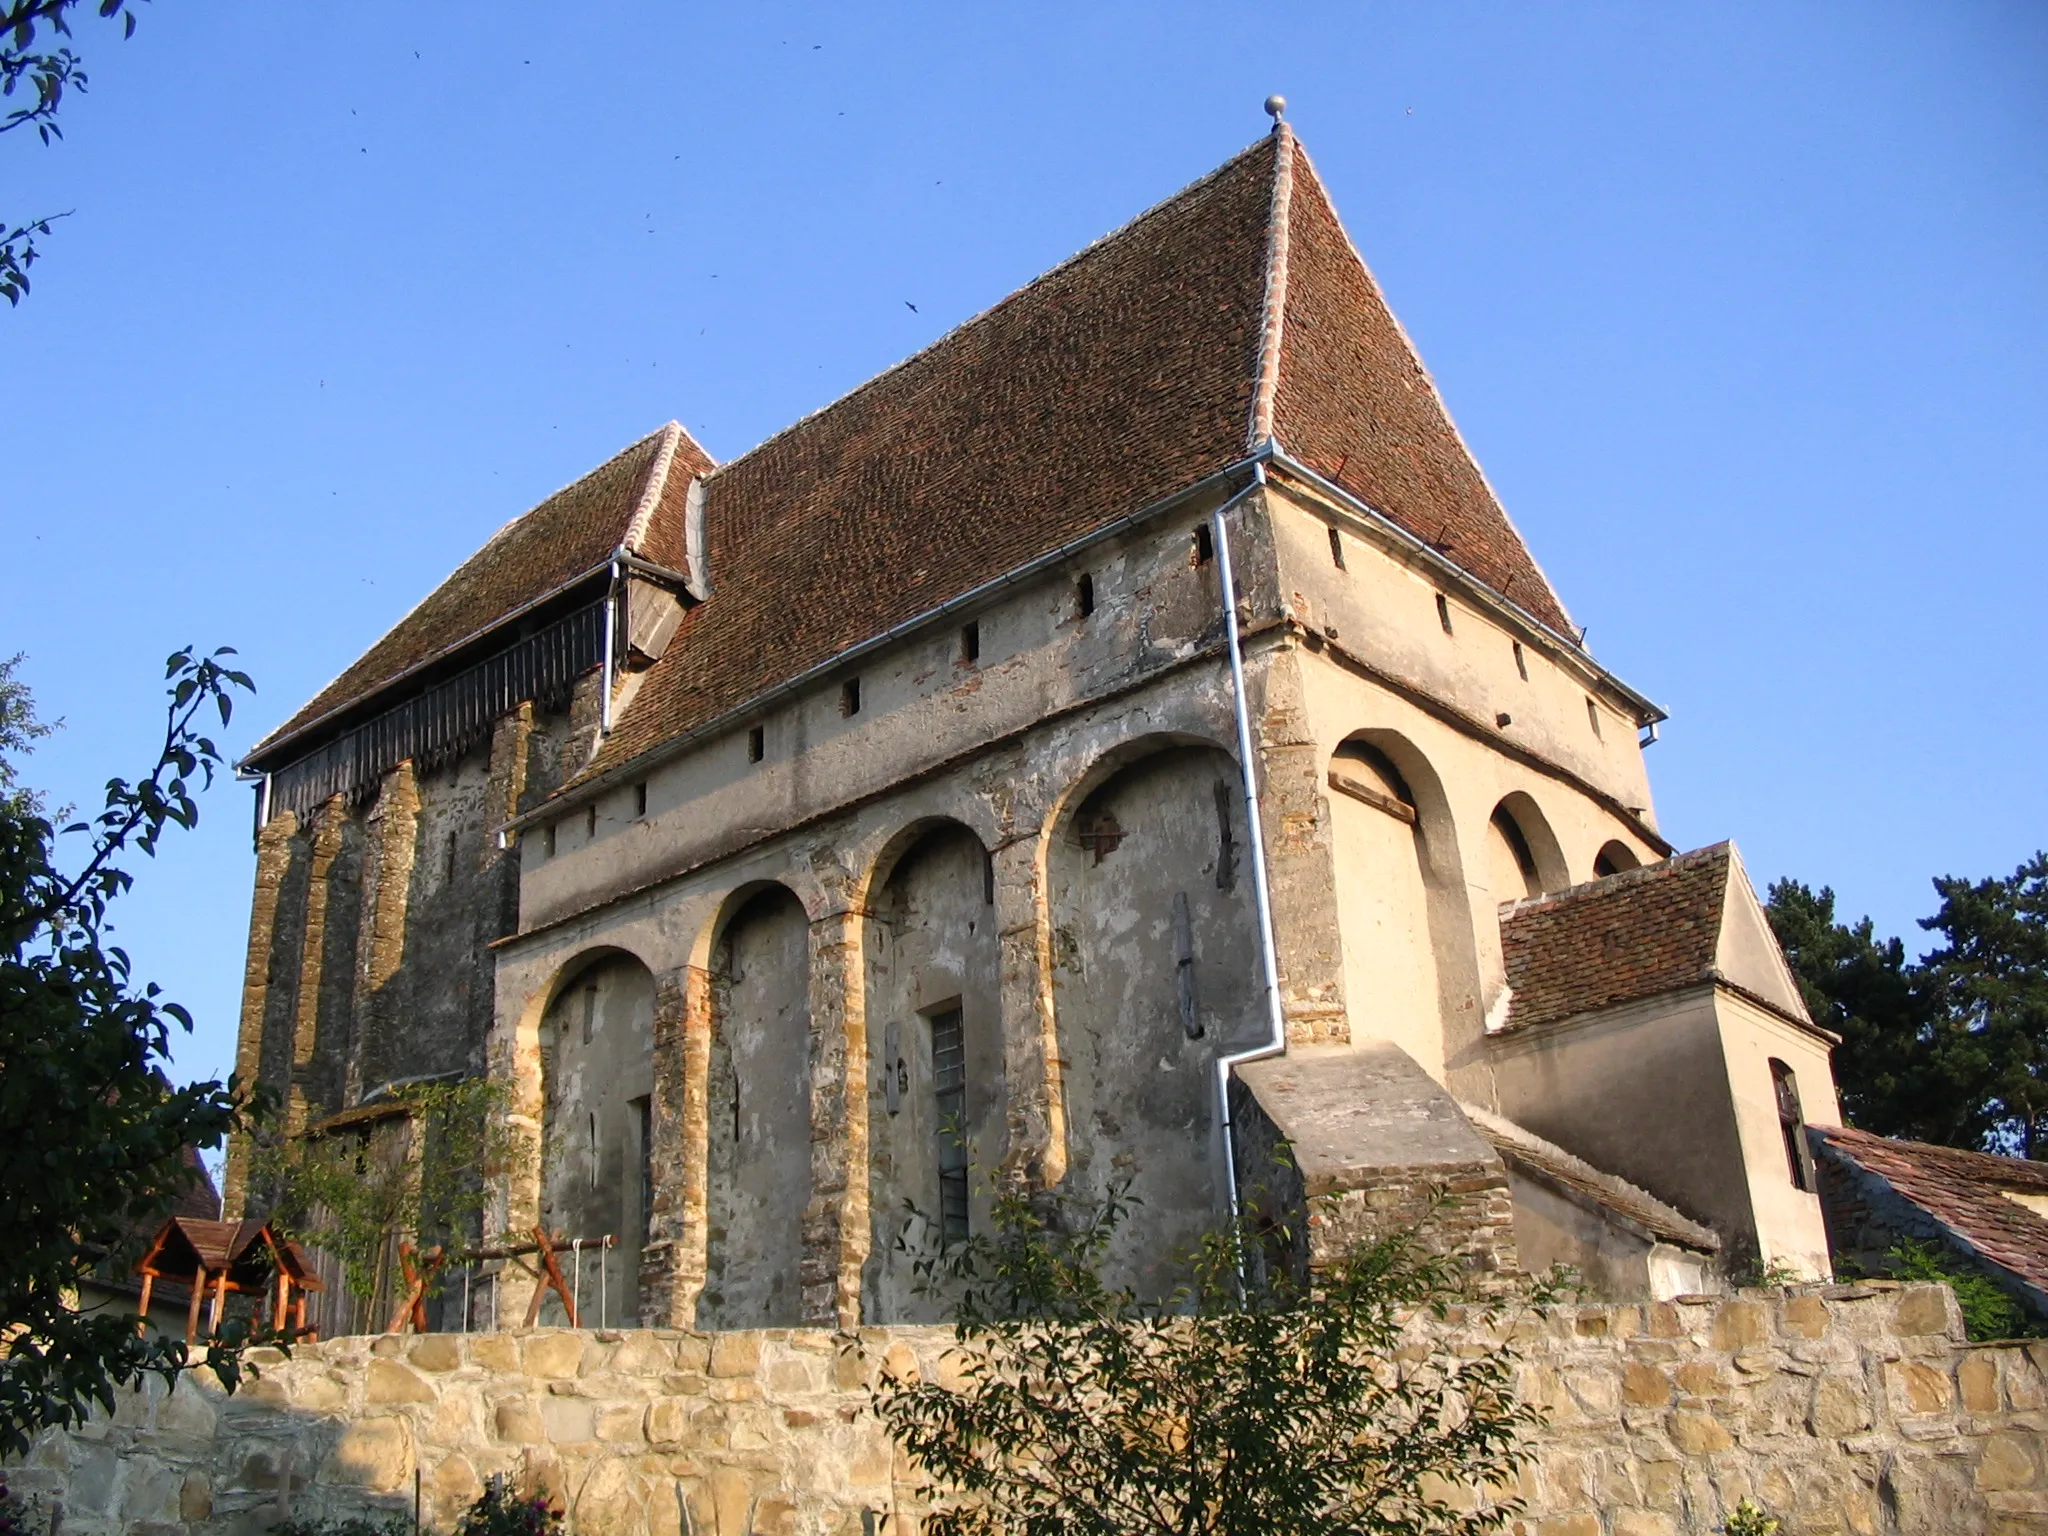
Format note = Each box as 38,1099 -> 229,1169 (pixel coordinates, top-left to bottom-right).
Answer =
1264,450 -> 1668,729
1207,465 -> 1290,1232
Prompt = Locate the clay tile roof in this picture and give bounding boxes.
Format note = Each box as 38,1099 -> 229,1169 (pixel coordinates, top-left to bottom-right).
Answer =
1462,1103 -> 1720,1251
1815,1124 -> 2048,1294
584,129 -> 1572,779
249,422 -> 714,762
1497,844 -> 1733,1034
1269,139 -> 1570,635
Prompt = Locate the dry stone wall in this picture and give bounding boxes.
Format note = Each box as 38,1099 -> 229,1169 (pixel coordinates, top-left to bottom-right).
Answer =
15,1285 -> 2048,1536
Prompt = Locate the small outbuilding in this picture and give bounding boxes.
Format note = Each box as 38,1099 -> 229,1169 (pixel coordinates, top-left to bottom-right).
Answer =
134,1217 -> 324,1344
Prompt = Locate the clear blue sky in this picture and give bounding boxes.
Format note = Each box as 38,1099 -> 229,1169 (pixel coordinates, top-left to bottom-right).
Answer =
6,2 -> 2044,1094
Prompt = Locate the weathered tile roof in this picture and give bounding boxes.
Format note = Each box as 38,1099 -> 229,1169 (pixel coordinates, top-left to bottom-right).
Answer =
1814,1124 -> 2048,1295
1497,844 -> 1733,1034
250,422 -> 714,760
1462,1103 -> 1720,1251
253,127 -> 1578,784
586,129 -> 1571,778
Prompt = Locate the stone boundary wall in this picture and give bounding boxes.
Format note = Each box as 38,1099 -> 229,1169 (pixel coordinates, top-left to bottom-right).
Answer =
14,1284 -> 2048,1536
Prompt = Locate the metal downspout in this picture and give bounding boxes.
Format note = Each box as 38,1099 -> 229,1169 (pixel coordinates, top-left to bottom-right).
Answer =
599,559 -> 620,735
1210,462 -> 1288,1232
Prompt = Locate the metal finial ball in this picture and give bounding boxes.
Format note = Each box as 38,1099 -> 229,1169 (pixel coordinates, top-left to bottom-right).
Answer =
1264,95 -> 1287,121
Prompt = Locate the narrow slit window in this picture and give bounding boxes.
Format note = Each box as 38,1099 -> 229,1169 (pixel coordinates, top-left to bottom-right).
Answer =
1435,593 -> 1454,634
632,1096 -> 654,1242
931,1007 -> 969,1243
1586,697 -> 1603,738
586,1110 -> 598,1191
1328,526 -> 1346,569
960,621 -> 980,665
1193,525 -> 1214,566
1772,1060 -> 1812,1191
1513,641 -> 1528,681
841,678 -> 861,717
542,823 -> 557,859
586,803 -> 598,838
747,725 -> 765,763
1076,573 -> 1095,619
982,845 -> 996,906
633,781 -> 648,818
446,831 -> 458,882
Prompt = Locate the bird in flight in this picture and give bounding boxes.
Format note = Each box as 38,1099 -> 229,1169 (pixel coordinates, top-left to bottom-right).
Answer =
904,301 -> 918,313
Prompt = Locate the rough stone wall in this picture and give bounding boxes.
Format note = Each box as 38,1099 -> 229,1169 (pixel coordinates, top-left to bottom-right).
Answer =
224,690 -> 588,1218
19,1286 -> 2048,1536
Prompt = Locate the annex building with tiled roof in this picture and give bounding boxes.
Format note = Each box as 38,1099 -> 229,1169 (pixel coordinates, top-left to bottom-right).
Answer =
225,117 -> 1853,1330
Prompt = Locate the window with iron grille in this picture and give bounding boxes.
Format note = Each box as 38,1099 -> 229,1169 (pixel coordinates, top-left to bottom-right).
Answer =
931,1007 -> 969,1243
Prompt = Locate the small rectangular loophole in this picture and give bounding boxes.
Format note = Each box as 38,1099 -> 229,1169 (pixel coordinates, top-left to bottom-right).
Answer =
633,781 -> 648,818
1513,641 -> 1528,680
542,823 -> 556,858
1193,525 -> 1214,565
1586,697 -> 1603,738
586,804 -> 598,838
1328,526 -> 1346,569
1076,573 -> 1095,619
841,678 -> 862,716
960,621 -> 980,664
1436,593 -> 1454,634
747,725 -> 765,763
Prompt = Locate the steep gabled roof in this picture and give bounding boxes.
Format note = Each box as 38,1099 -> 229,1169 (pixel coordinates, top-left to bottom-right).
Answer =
1497,842 -> 1813,1035
586,128 -> 1571,777
252,127 -> 1581,785
1815,1124 -> 2048,1297
249,421 -> 713,762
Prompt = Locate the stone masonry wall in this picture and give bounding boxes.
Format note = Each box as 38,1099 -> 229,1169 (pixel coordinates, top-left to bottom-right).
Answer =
15,1285 -> 2048,1536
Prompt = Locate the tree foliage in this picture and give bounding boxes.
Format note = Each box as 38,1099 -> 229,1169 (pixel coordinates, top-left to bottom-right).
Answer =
1767,856 -> 2048,1157
0,648 -> 258,1458
251,1077 -> 520,1330
872,1185 -> 1548,1536
2,0 -> 144,305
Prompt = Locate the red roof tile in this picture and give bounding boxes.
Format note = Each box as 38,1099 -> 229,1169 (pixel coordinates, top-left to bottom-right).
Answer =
1816,1123 -> 2048,1294
250,422 -> 714,760
588,130 -> 1571,778
252,128 -> 1578,783
1270,140 -> 1571,634
1498,845 -> 1733,1034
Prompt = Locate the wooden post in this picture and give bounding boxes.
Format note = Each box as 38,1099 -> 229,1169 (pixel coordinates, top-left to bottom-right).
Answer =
294,1290 -> 311,1342
521,1227 -> 580,1328
137,1272 -> 155,1334
274,1271 -> 291,1333
208,1268 -> 229,1335
185,1267 -> 206,1345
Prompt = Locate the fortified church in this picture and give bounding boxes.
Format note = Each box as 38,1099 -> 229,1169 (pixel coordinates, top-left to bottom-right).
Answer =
226,115 -> 1844,1331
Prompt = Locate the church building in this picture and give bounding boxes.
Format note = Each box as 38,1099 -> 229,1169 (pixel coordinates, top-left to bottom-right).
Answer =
226,116 -> 1843,1330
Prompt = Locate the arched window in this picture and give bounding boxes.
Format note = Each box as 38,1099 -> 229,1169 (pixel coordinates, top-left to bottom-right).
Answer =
1594,839 -> 1641,879
1488,805 -> 1541,902
1771,1059 -> 1812,1192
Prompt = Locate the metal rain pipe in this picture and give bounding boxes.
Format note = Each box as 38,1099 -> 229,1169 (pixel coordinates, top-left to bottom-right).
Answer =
599,558 -> 621,735
1210,463 -> 1288,1233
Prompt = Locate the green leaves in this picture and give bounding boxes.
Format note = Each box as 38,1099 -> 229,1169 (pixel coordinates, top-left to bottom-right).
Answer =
0,647 -> 257,1457
1767,856 -> 2048,1157
873,1188 -> 1544,1535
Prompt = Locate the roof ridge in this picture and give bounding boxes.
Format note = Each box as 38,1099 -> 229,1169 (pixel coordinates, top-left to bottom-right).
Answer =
1277,137 -> 1580,639
1821,1123 -> 2048,1186
621,421 -> 684,555
698,136 -> 1280,487
1245,122 -> 1295,451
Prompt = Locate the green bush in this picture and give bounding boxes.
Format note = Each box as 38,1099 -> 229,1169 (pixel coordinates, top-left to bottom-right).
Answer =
1885,1239 -> 2039,1342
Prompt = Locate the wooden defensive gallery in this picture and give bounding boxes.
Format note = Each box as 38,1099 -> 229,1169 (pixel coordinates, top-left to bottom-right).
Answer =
226,117 -> 1846,1330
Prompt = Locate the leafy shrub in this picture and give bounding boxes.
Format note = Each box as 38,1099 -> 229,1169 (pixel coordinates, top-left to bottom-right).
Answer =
1885,1239 -> 2039,1342
274,1517 -> 410,1536
456,1477 -> 562,1536
1723,1497 -> 1780,1536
